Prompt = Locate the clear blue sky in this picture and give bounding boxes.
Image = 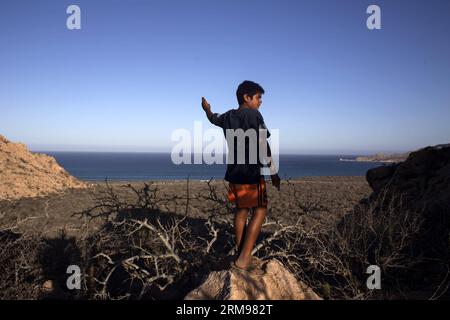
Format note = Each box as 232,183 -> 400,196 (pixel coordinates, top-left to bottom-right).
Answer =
1,0 -> 449,154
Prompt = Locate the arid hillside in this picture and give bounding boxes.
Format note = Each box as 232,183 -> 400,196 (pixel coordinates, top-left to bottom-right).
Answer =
0,135 -> 87,200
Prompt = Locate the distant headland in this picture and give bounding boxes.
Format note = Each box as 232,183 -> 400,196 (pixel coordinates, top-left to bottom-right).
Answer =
339,152 -> 410,163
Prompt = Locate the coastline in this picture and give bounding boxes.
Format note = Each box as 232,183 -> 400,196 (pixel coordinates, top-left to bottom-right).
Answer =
83,175 -> 367,183
339,158 -> 402,163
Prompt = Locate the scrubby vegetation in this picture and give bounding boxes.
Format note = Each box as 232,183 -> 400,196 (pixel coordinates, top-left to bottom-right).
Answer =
1,179 -> 448,300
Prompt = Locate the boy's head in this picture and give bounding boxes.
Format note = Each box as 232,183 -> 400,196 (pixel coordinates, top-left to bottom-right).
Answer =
236,80 -> 265,110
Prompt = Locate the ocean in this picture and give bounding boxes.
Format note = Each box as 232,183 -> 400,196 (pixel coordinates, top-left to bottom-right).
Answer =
41,152 -> 385,181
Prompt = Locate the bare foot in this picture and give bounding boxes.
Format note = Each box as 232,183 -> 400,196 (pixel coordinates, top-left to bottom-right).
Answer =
234,256 -> 253,270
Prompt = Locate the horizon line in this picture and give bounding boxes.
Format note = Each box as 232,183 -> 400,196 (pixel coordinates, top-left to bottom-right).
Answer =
29,149 -> 410,157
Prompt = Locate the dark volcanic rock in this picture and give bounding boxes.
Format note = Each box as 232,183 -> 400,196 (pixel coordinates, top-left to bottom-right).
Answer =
365,144 -> 450,260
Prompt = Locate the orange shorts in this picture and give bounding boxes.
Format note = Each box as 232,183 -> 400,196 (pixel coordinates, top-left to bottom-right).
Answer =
227,177 -> 268,209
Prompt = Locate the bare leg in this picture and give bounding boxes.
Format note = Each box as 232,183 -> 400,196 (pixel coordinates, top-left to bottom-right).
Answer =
234,206 -> 267,269
234,208 -> 249,254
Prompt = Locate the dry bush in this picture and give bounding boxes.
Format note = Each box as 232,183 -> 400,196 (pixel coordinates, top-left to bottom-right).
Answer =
0,226 -> 85,300
258,182 -> 448,299
0,230 -> 42,299
72,179 -> 237,299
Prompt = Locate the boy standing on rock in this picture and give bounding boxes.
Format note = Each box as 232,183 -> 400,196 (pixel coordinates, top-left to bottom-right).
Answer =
202,80 -> 280,271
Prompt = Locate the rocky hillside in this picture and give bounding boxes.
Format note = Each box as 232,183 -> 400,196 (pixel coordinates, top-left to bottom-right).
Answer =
365,143 -> 450,260
0,135 -> 87,200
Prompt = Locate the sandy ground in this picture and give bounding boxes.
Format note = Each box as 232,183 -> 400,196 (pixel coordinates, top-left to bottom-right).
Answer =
0,176 -> 372,238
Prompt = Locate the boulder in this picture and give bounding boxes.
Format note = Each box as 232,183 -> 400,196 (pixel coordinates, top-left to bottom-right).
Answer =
185,258 -> 321,300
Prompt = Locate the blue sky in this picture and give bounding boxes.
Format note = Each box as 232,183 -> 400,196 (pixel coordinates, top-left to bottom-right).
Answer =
1,0 -> 449,155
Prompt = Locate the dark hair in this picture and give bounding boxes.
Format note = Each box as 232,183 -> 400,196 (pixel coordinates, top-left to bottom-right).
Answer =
236,80 -> 265,105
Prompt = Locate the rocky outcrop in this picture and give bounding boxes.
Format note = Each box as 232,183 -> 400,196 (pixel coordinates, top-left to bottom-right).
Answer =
0,135 -> 87,200
184,258 -> 322,300
365,143 -> 450,259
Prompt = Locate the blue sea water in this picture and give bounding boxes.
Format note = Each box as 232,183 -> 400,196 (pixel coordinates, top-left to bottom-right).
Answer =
41,152 -> 385,181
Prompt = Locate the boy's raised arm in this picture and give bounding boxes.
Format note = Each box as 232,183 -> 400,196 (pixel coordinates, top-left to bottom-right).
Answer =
202,97 -> 213,119
202,97 -> 224,127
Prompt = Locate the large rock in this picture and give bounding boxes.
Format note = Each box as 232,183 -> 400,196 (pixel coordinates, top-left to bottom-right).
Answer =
365,143 -> 450,259
0,134 -> 87,200
184,258 -> 322,300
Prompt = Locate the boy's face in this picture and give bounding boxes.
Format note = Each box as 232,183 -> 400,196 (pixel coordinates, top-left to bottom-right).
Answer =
244,93 -> 263,110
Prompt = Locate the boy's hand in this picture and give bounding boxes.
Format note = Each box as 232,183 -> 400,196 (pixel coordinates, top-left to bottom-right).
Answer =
201,97 -> 211,112
271,174 -> 281,191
